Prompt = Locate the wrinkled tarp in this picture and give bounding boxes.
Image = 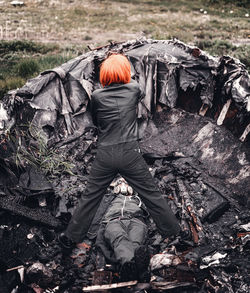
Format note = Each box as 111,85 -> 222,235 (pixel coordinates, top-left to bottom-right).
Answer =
1,38 -> 249,146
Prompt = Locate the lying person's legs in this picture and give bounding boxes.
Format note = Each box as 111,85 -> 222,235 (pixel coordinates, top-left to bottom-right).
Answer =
128,218 -> 148,250
104,219 -> 139,281
104,219 -> 135,265
128,218 -> 151,282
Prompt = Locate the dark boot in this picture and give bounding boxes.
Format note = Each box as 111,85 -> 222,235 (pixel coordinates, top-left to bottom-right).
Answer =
120,261 -> 137,282
134,245 -> 151,282
134,245 -> 150,272
58,233 -> 75,250
138,269 -> 151,283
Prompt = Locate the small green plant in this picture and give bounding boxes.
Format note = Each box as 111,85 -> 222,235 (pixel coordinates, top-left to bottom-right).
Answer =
73,7 -> 87,16
84,35 -> 92,41
14,127 -> 75,178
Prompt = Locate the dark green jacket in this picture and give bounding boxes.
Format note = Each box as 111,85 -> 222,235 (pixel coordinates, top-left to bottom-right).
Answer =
91,81 -> 142,146
87,193 -> 149,239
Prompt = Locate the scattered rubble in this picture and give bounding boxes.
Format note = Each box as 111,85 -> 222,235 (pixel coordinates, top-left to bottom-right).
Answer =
0,39 -> 249,292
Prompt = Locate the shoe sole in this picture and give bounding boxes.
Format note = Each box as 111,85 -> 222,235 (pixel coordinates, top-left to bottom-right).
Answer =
134,245 -> 150,272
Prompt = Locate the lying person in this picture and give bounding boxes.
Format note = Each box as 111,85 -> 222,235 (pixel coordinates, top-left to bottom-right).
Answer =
95,177 -> 151,282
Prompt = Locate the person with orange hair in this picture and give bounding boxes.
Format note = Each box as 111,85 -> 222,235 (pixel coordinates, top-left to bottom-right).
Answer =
59,54 -> 181,272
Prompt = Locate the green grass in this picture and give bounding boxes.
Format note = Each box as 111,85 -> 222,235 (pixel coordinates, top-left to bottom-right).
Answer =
195,39 -> 250,70
207,0 -> 250,7
0,40 -> 78,99
1,0 -> 249,45
0,40 -> 58,55
13,127 -> 75,177
16,59 -> 40,78
0,77 -> 26,98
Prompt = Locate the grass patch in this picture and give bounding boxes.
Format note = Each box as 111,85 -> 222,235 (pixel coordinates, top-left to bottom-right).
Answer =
207,0 -> 250,7
0,40 -> 78,99
73,7 -> 88,16
36,54 -> 76,71
232,45 -> 250,71
0,40 -> 58,55
195,39 -> 250,71
111,0 -> 203,11
1,0 -> 249,46
16,59 -> 40,78
196,39 -> 235,53
0,54 -> 75,98
0,77 -> 25,98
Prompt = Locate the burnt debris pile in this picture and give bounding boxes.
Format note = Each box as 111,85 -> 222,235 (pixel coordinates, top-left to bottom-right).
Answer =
0,39 -> 249,292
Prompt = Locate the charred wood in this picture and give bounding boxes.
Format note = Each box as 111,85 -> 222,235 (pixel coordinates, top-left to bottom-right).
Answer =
0,196 -> 61,228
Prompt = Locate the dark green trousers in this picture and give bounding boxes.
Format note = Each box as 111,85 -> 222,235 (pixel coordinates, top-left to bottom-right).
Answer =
104,218 -> 147,265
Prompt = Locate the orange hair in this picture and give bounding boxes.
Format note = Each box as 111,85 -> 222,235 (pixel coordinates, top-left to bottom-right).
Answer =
100,54 -> 131,87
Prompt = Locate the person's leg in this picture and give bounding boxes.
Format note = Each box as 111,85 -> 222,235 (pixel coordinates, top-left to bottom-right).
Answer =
128,218 -> 151,282
104,219 -> 135,265
120,142 -> 180,238
65,148 -> 117,243
128,218 -> 148,250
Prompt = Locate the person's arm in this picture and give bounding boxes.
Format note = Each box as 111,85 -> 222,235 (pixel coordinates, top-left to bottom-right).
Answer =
90,95 -> 97,126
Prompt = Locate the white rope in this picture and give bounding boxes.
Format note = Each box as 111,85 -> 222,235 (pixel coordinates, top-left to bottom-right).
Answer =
135,195 -> 142,207
121,196 -> 126,217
